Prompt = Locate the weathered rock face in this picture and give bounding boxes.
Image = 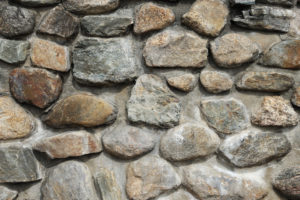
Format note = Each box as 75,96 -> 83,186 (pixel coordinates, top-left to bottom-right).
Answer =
200,71 -> 233,93
127,74 -> 181,128
182,0 -> 229,37
157,189 -> 197,200
219,131 -> 291,167
11,0 -> 60,6
73,37 -> 141,86
0,96 -> 35,140
160,123 -> 220,162
134,3 -> 175,34
251,96 -> 298,127
41,161 -> 98,200
210,33 -> 261,68
292,86 -> 300,107
0,39 -> 30,64
42,93 -> 117,128
9,67 -> 63,109
0,185 -> 18,200
143,28 -> 208,68
167,74 -> 197,92
126,155 -> 181,200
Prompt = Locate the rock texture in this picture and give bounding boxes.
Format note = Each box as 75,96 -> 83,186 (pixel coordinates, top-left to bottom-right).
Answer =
0,186 -> 18,200
11,0 -> 60,6
157,189 -> 197,200
200,71 -> 233,93
166,74 -> 197,92
0,39 -> 30,64
292,86 -> 300,107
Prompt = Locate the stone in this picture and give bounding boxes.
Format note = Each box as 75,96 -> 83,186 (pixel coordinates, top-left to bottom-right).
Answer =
0,145 -> 42,183
126,155 -> 181,200
94,168 -> 122,200
143,28 -> 208,68
272,166 -> 300,199
291,86 -> 300,107
230,0 -> 255,6
134,3 -> 175,34
31,38 -> 70,72
127,74 -> 181,128
0,186 -> 18,200
73,37 -> 141,86
41,161 -> 98,200
63,0 -> 120,15
157,189 -> 197,200
182,0 -> 229,37
81,9 -> 133,37
9,67 -> 63,109
210,33 -> 261,68
251,96 -> 298,127
219,131 -> 291,167
102,125 -> 155,159
166,74 -> 197,92
42,93 -> 117,128
160,123 -> 220,162
200,98 -> 249,135
0,5 -> 36,38
33,131 -> 102,159
0,39 -> 30,64
0,96 -> 35,140
10,0 -> 60,6
38,6 -> 79,39
236,71 -> 294,92
200,71 -> 233,93
256,0 -> 296,7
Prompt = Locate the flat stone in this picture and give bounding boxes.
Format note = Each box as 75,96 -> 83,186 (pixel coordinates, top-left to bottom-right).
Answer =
251,96 -> 298,127
33,131 -> 102,159
126,155 -> 181,200
230,0 -> 255,6
0,39 -> 30,64
38,6 -> 79,39
182,0 -> 229,37
73,37 -> 141,86
41,161 -> 98,200
10,0 -> 60,6
167,74 -> 197,92
219,131 -> 291,167
9,67 -> 63,109
0,5 -> 36,38
160,123 -> 220,162
210,33 -> 261,68
200,98 -> 249,135
127,74 -> 181,128
291,86 -> 300,107
42,93 -> 117,128
31,38 -> 70,72
102,125 -> 155,159
256,0 -> 296,6
157,189 -> 197,200
200,71 -> 233,93
134,3 -> 175,34
0,186 -> 18,200
0,96 -> 35,140
81,9 -> 133,37
143,28 -> 208,68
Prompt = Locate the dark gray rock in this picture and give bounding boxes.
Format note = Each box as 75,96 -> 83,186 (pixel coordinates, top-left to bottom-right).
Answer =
0,38 -> 30,64
10,0 -> 60,7
0,185 -> 18,200
256,0 -> 296,7
230,0 -> 255,6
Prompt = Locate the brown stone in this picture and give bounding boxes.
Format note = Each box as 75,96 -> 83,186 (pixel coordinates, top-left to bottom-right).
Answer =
200,71 -> 233,93
167,74 -> 197,92
292,86 -> 300,107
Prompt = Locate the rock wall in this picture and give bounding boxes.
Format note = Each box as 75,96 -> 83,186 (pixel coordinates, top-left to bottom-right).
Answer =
0,0 -> 300,199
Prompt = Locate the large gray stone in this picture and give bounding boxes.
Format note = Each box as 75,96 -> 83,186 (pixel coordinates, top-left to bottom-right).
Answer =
0,39 -> 30,64
0,186 -> 18,200
157,189 -> 197,200
10,0 -> 60,6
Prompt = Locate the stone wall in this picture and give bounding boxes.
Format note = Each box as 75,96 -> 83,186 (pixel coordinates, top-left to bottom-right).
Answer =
0,0 -> 300,199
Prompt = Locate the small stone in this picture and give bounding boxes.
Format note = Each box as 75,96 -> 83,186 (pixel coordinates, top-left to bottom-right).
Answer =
0,186 -> 18,200
251,96 -> 298,127
219,131 -> 291,167
9,67 -> 63,109
41,161 -> 98,200
291,86 -> 300,107
160,123 -> 220,162
200,71 -> 233,93
157,189 -> 197,200
143,28 -> 208,68
0,96 -> 35,140
256,0 -> 296,6
182,0 -> 229,37
236,71 -> 294,92
134,3 -> 175,34
42,93 -> 117,128
31,38 -> 70,72
167,74 -> 197,92
210,33 -> 261,68
0,39 -> 30,64
33,131 -> 102,159
200,98 -> 249,135
102,125 -> 155,159
126,155 -> 181,200
127,74 -> 181,128
10,0 -> 60,6
38,6 -> 79,39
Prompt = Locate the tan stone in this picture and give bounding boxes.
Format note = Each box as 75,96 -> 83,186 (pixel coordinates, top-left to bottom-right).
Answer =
200,71 -> 233,93
167,74 -> 197,92
292,86 -> 300,107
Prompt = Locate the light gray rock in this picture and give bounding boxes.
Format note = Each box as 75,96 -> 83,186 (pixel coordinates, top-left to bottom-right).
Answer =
157,189 -> 197,200
0,39 -> 30,64
10,0 -> 60,6
0,185 -> 18,200
166,74 -> 197,92
200,71 -> 233,93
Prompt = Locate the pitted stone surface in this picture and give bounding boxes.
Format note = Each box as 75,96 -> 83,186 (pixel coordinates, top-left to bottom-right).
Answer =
200,71 -> 233,93
0,39 -> 30,64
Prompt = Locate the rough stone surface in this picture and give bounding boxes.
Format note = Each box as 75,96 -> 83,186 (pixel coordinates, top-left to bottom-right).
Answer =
127,74 -> 181,128
0,186 -> 18,200
210,33 -> 261,68
0,39 -> 30,64
9,67 -> 63,109
63,0 -> 119,14
143,28 -> 208,68
126,155 -> 181,200
11,0 -> 60,6
257,0 -> 296,6
160,123 -> 220,162
291,86 -> 300,107
42,93 -> 117,128
167,74 -> 197,92
134,3 -> 175,34
182,0 -> 229,37
200,71 -> 233,93
200,98 -> 249,135
157,189 -> 197,200
251,96 -> 298,127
